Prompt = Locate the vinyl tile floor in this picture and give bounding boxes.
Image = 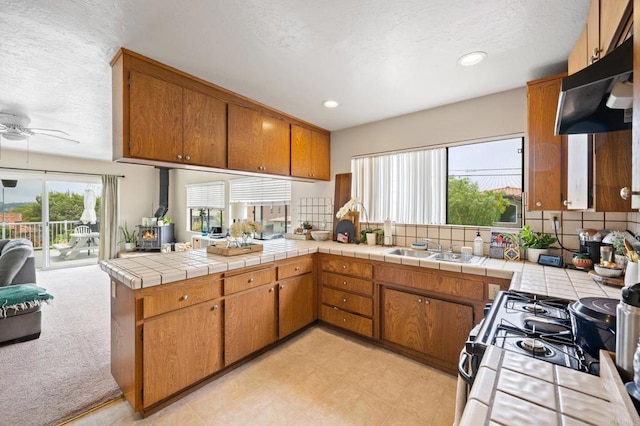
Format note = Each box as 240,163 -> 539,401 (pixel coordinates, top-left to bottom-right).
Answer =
69,326 -> 456,426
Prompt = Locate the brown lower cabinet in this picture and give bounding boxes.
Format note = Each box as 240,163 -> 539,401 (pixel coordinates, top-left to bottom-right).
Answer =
143,300 -> 222,407
278,273 -> 315,338
382,287 -> 473,364
224,283 -> 278,366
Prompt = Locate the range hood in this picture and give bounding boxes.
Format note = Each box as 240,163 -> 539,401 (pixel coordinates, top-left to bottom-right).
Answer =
555,36 -> 633,135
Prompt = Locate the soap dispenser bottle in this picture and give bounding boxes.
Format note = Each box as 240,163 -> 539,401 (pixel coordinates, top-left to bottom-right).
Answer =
473,231 -> 483,256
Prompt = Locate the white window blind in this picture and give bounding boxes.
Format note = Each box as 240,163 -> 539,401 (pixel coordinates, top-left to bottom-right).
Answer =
229,177 -> 291,206
186,181 -> 225,209
351,148 -> 446,224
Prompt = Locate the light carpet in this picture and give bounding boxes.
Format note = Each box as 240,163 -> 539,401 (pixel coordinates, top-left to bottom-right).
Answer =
0,264 -> 121,426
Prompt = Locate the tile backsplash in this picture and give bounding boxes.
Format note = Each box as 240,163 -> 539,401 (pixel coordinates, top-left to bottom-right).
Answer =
295,199 -> 639,263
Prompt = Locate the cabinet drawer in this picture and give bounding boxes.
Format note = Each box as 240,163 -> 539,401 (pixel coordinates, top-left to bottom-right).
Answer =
376,266 -> 484,300
143,275 -> 222,319
321,257 -> 373,279
225,267 -> 276,295
321,305 -> 372,338
278,257 -> 314,280
321,272 -> 373,296
322,287 -> 372,317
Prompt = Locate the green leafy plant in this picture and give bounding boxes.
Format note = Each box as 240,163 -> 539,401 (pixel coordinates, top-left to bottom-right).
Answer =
119,221 -> 138,243
360,227 -> 382,243
302,222 -> 313,230
520,225 -> 558,249
162,216 -> 173,225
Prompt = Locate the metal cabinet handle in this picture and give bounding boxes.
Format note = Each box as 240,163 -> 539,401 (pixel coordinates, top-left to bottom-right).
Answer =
185,155 -> 191,161
177,154 -> 182,160
342,265 -> 347,269
563,200 -> 571,206
294,266 -> 300,271
248,278 -> 255,283
417,298 -> 423,303
342,318 -> 347,323
342,281 -> 347,286
268,287 -> 274,292
424,299 -> 430,305
181,294 -> 188,301
342,298 -> 347,303
535,201 -> 542,207
212,304 -> 219,310
620,187 -> 640,200
333,306 -> 338,310
280,284 -> 284,289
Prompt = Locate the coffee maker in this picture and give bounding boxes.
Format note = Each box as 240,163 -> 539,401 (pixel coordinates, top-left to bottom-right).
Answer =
579,230 -> 611,264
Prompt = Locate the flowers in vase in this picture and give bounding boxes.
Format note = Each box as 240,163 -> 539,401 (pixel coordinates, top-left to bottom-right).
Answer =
336,197 -> 360,219
229,220 -> 263,245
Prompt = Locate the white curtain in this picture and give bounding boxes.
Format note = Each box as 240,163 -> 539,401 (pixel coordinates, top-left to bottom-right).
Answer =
99,175 -> 120,260
229,177 -> 291,206
186,182 -> 225,209
351,148 -> 446,224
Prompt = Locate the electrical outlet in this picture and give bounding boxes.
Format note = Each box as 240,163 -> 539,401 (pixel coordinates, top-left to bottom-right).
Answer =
552,215 -> 560,231
488,283 -> 500,300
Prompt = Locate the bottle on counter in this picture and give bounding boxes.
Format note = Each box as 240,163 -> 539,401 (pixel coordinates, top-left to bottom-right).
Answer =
473,231 -> 483,256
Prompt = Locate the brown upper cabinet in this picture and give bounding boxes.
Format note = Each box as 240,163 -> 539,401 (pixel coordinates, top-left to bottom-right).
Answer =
111,48 -> 330,180
227,104 -> 291,176
291,124 -> 331,181
568,0 -> 632,75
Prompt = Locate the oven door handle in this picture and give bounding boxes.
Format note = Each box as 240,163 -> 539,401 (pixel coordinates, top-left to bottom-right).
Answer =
458,350 -> 473,385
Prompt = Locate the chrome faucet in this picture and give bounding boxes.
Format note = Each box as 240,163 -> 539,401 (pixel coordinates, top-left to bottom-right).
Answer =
421,238 -> 442,252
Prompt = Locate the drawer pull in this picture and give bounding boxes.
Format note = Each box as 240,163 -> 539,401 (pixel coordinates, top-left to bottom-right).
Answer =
248,278 -> 255,283
280,284 -> 285,289
212,304 -> 219,310
269,287 -> 274,292
333,306 -> 338,310
342,298 -> 347,303
343,318 -> 347,322
342,265 -> 347,269
342,281 -> 347,286
181,294 -> 189,301
424,300 -> 430,305
294,266 -> 300,271
417,298 -> 423,303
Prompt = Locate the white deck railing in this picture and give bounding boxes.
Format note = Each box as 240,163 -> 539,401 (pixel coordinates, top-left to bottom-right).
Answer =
0,220 -> 96,249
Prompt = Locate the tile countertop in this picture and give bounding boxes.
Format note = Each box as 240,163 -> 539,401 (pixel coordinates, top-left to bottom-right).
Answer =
99,239 -> 623,301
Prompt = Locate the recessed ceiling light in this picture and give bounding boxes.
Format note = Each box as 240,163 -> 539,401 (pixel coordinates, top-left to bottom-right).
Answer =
323,100 -> 339,108
457,51 -> 487,67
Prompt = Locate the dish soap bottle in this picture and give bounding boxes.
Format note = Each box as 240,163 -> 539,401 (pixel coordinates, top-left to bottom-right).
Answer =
473,231 -> 483,256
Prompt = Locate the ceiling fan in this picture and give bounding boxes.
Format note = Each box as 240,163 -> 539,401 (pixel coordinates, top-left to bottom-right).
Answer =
0,112 -> 80,143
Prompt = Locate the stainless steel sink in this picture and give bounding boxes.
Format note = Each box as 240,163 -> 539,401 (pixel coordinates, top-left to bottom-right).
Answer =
384,248 -> 434,258
384,248 -> 486,265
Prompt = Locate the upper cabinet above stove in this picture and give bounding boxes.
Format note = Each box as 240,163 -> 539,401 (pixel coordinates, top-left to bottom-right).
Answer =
111,48 -> 331,181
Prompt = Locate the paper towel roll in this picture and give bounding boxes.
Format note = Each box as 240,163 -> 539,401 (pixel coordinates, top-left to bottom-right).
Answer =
384,219 -> 392,245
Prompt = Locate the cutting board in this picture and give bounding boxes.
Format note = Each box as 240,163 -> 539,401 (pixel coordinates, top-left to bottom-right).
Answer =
335,219 -> 356,243
588,270 -> 625,287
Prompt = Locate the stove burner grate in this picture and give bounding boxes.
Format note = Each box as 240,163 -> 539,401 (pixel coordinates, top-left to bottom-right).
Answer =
522,303 -> 548,314
518,338 -> 554,357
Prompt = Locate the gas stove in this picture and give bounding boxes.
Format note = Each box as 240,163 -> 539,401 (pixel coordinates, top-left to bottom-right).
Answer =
464,291 -> 600,381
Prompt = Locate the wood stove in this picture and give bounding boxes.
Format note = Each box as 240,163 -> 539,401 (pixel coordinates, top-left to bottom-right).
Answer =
137,223 -> 175,251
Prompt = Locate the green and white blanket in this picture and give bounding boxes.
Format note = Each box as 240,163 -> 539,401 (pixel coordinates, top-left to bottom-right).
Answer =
0,284 -> 54,318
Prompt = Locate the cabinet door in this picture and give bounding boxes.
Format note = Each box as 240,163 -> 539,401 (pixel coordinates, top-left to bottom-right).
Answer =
261,114 -> 290,176
587,0 -> 601,64
382,288 -> 429,354
600,0 -> 632,54
424,297 -> 473,363
278,274 -> 315,338
594,129 -> 632,211
129,71 -> 183,162
143,301 -> 222,407
568,27 -> 588,75
225,285 -> 277,365
311,130 -> 331,181
183,88 -> 227,168
527,75 -> 565,211
291,124 -> 313,178
228,103 -> 263,172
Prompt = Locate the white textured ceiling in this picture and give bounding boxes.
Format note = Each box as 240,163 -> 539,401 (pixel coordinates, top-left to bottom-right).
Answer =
0,0 -> 590,161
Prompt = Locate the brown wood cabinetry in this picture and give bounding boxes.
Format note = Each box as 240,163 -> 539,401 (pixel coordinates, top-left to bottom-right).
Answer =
291,124 -> 331,180
224,283 -> 278,365
594,130 -> 633,211
227,103 -> 291,176
319,255 -> 374,338
568,0 -> 632,74
112,48 -> 330,179
527,74 -> 565,211
382,287 -> 472,364
277,255 -> 316,338
143,300 -> 222,407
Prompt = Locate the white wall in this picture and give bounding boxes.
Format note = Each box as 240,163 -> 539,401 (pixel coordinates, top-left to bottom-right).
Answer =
0,149 -> 158,230
330,87 -> 527,174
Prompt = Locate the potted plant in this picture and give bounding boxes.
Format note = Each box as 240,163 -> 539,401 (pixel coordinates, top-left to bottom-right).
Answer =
119,221 -> 138,252
360,227 -> 382,246
520,225 -> 558,263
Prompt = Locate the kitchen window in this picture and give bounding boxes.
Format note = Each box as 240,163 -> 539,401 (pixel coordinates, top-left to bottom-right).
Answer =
351,137 -> 523,228
229,177 -> 291,239
186,182 -> 225,233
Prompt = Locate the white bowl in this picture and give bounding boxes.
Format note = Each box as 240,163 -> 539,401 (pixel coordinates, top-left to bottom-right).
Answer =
310,231 -> 330,241
594,263 -> 623,278
410,242 -> 427,250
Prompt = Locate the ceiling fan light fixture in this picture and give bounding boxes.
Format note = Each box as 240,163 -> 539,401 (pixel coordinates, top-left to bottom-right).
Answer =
457,51 -> 487,67
1,132 -> 29,141
323,100 -> 339,108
